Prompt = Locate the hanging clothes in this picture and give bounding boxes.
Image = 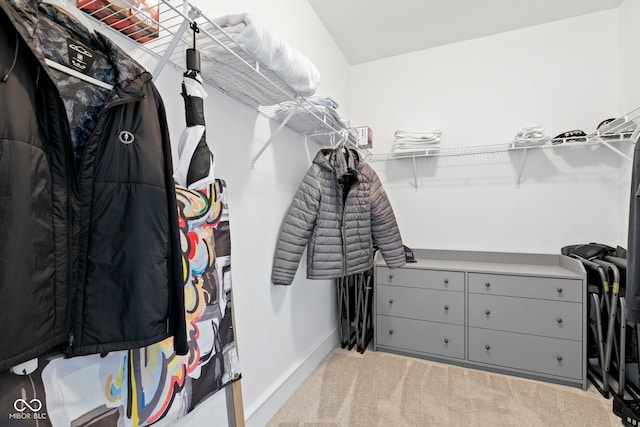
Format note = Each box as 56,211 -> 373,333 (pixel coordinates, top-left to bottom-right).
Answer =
0,0 -> 187,371
627,142 -> 640,323
272,148 -> 406,286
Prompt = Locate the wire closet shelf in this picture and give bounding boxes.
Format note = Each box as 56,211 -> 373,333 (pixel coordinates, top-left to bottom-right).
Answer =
82,0 -> 362,150
369,106 -> 640,162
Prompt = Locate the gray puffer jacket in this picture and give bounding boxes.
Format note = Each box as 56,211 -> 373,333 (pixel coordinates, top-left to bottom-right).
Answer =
272,148 -> 405,286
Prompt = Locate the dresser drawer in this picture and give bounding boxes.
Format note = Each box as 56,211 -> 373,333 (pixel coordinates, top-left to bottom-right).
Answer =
377,285 -> 464,325
376,315 -> 464,359
377,267 -> 464,292
469,273 -> 582,302
468,327 -> 582,380
469,294 -> 582,340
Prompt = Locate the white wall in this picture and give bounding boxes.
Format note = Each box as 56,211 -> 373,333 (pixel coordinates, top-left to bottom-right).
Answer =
618,0 -> 640,249
350,10 -> 628,253
619,0 -> 640,114
97,1 -> 352,426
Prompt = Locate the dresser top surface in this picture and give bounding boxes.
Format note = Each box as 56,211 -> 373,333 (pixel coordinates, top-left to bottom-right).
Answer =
376,249 -> 585,279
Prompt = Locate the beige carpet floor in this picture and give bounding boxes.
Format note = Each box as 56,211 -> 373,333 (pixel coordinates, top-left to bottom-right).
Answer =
267,348 -> 622,427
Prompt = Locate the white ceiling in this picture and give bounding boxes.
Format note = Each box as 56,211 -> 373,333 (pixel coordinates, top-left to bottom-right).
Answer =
308,0 -> 623,65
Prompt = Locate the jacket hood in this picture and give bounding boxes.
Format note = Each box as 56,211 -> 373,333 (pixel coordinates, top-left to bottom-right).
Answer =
314,148 -> 363,180
1,0 -> 150,101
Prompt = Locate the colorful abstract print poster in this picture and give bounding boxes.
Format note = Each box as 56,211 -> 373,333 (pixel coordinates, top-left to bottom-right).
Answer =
0,179 -> 241,427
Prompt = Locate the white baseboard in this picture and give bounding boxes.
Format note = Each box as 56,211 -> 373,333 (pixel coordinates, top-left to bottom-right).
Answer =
246,328 -> 339,427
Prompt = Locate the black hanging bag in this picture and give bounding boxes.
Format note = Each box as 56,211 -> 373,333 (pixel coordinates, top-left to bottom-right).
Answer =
561,242 -> 617,260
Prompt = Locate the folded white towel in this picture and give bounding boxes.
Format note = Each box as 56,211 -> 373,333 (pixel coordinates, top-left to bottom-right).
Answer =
393,137 -> 441,144
274,101 -> 359,142
392,145 -> 440,152
394,130 -> 442,140
208,13 -> 321,97
514,126 -> 545,139
308,96 -> 339,109
511,126 -> 548,148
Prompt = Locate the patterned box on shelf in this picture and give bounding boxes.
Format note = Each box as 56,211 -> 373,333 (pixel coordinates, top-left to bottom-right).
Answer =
77,0 -> 160,43
356,126 -> 373,148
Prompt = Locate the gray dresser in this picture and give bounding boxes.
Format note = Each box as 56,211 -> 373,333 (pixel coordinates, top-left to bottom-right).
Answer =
373,249 -> 587,389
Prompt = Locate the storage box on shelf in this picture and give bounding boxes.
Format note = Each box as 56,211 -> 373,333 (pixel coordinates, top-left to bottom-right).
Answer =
77,0 -> 160,43
373,249 -> 587,389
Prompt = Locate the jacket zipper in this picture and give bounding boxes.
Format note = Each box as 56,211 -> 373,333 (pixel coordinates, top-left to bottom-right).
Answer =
339,165 -> 359,277
66,185 -> 74,352
55,94 -> 77,354
69,98 -> 131,351
341,215 -> 347,276
59,92 -> 130,353
76,98 -> 130,186
340,182 -> 347,277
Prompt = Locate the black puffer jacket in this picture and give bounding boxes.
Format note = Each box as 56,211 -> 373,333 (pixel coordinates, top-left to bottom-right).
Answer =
272,148 -> 406,285
0,0 -> 187,371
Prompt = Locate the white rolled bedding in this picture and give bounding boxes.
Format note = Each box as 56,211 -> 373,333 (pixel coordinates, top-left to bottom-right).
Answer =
206,13 -> 321,97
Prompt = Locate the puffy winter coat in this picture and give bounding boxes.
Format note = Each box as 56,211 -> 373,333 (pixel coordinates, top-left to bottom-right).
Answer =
0,0 -> 187,371
272,148 -> 405,286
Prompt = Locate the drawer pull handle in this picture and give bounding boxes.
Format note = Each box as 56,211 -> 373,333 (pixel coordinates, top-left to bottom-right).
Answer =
444,338 -> 449,344
389,299 -> 394,304
485,282 -> 491,288
389,330 -> 394,335
556,317 -> 563,324
444,305 -> 449,311
444,279 -> 449,284
557,287 -> 563,294
485,309 -> 491,316
485,345 -> 491,351
556,355 -> 563,362
389,274 -> 393,280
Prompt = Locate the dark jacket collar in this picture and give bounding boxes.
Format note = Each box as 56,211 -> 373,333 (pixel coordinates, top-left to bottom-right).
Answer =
315,147 -> 363,181
1,0 -> 149,102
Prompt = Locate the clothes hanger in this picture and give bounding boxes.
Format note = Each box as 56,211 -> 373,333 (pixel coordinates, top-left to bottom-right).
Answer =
44,59 -> 113,90
337,130 -> 348,153
185,22 -> 201,76
39,0 -> 114,91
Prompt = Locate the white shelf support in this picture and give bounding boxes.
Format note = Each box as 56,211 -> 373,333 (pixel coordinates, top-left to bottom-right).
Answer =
412,155 -> 418,189
250,106 -> 298,168
304,136 -> 312,164
152,18 -> 191,79
516,147 -> 528,186
599,140 -> 632,161
151,0 -> 197,80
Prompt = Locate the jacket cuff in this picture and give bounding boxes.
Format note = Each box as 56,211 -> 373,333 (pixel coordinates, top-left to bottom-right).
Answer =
271,272 -> 294,286
383,252 -> 407,268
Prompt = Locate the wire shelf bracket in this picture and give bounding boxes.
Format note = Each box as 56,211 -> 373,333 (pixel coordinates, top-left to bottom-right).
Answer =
250,105 -> 298,168
151,8 -> 194,79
